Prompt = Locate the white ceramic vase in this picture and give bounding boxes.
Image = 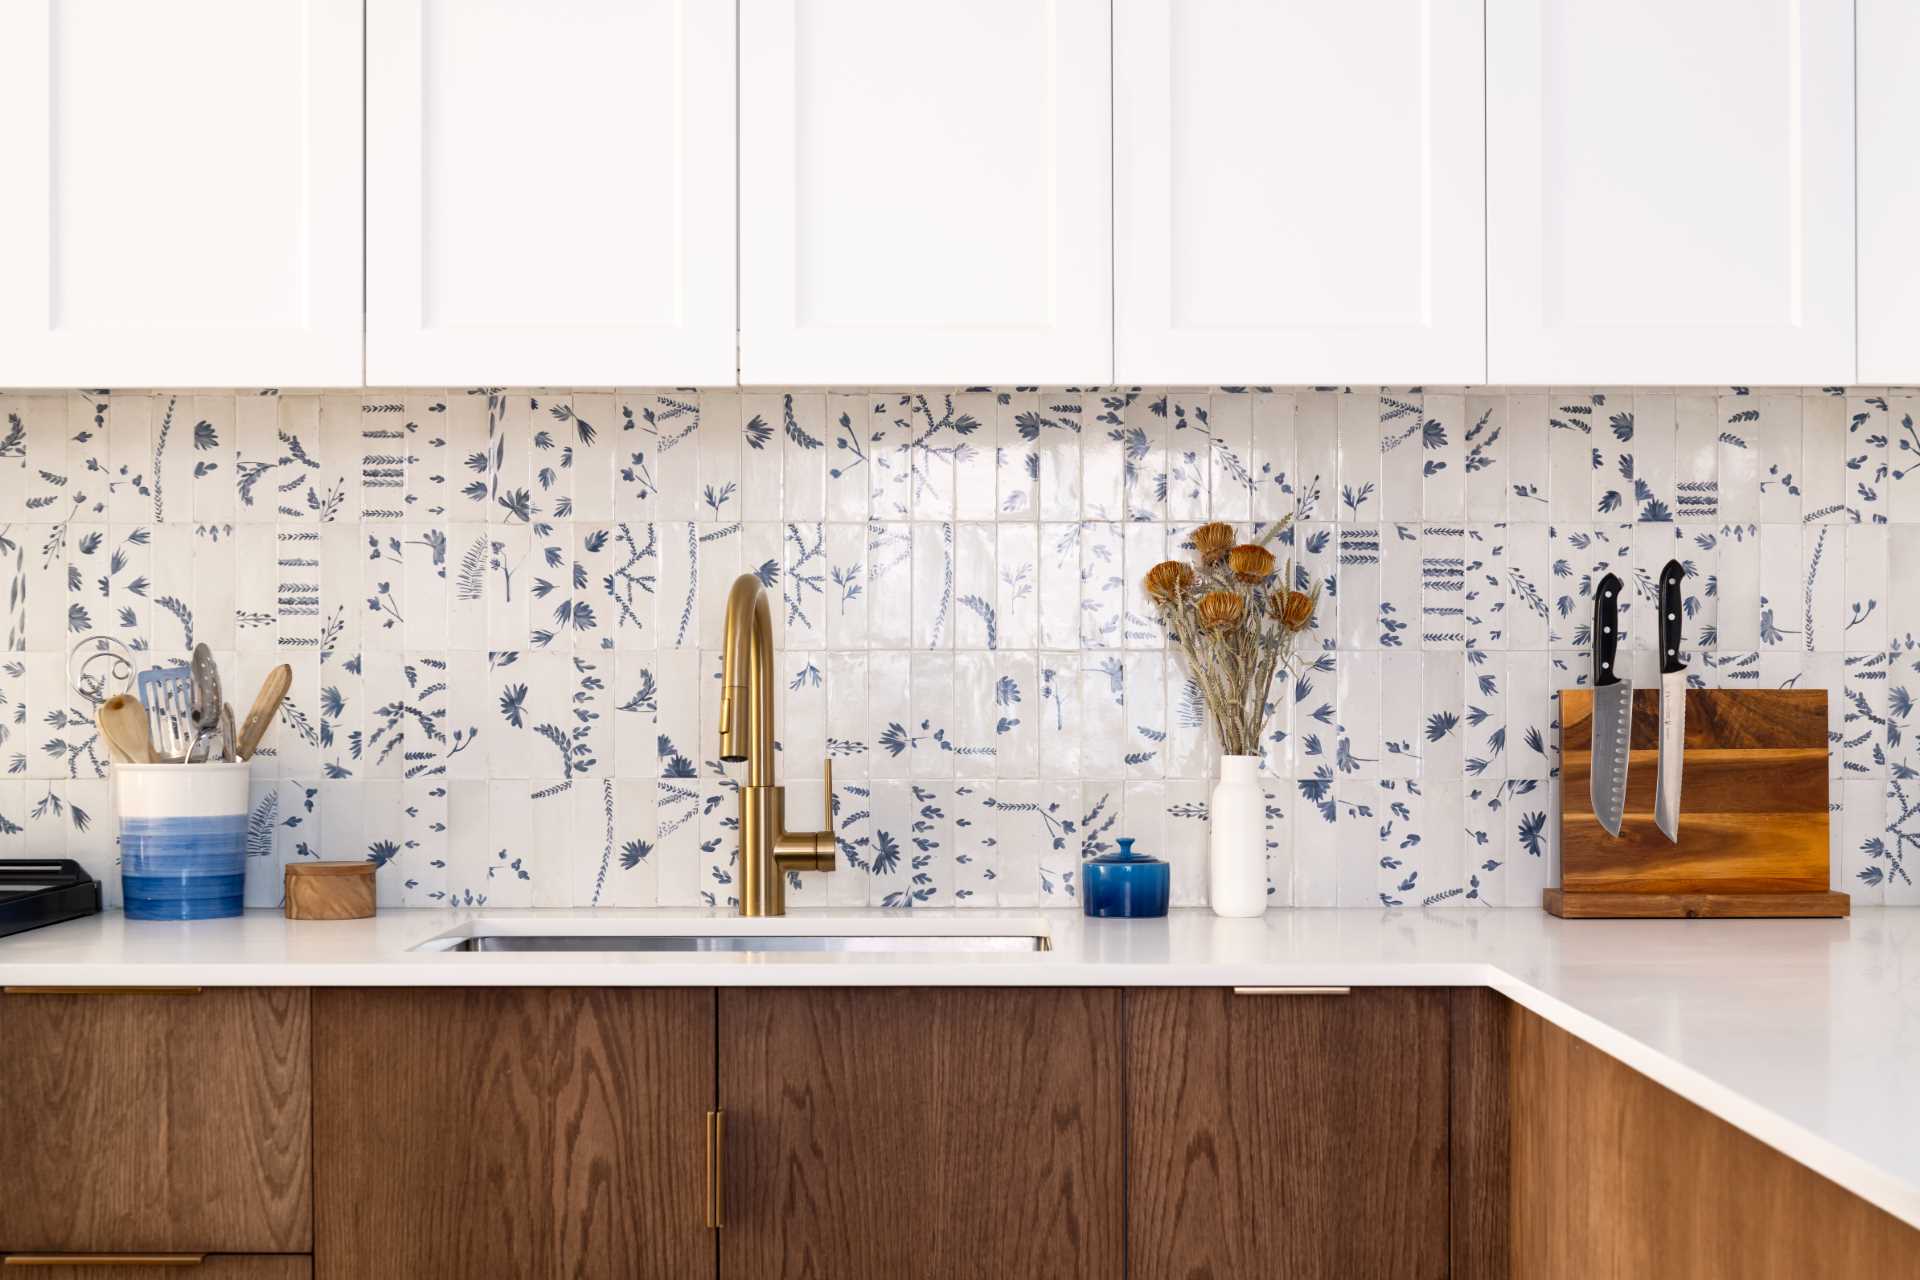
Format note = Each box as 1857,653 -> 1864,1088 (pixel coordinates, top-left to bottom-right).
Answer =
1208,754 -> 1267,917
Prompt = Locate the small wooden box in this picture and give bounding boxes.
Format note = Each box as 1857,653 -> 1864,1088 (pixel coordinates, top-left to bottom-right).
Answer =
1550,688 -> 1848,919
284,861 -> 376,920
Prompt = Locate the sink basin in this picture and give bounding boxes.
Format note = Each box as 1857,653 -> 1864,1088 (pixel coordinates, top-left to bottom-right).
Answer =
411,919 -> 1051,955
437,933 -> 1048,954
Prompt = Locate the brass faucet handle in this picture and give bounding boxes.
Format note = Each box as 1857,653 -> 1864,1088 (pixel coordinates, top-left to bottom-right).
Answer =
822,757 -> 836,839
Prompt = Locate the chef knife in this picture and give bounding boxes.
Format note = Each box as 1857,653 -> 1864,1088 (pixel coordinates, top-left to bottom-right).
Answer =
1653,559 -> 1687,842
1590,572 -> 1631,838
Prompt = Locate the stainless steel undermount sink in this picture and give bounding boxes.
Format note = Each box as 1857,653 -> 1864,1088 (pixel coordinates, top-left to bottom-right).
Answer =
412,920 -> 1051,955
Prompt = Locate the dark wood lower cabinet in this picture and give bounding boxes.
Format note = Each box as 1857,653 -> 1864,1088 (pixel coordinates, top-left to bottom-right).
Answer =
1512,1005 -> 1920,1278
0,988 -> 311,1255
719,987 -> 1124,1280
1127,987 -> 1451,1280
312,988 -> 714,1280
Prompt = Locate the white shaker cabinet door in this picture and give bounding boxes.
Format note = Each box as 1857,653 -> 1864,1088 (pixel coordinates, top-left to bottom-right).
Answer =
367,0 -> 736,387
0,0 -> 362,387
1487,0 -> 1854,385
1860,0 -> 1920,384
1114,0 -> 1486,385
740,0 -> 1112,386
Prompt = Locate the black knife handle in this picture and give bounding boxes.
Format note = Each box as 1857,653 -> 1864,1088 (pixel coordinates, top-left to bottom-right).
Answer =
1658,558 -> 1686,675
1593,572 -> 1623,688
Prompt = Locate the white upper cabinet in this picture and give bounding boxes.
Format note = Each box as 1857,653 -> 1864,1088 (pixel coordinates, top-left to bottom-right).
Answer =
0,0 -> 362,388
1860,0 -> 1920,385
366,0 -> 736,388
1488,0 -> 1855,386
739,0 -> 1111,386
1114,0 -> 1486,386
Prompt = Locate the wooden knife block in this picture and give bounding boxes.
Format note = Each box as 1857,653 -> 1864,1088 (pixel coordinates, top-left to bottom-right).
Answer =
1549,688 -> 1848,919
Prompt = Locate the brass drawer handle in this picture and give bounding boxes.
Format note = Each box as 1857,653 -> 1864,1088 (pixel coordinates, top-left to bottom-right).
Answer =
4,987 -> 203,995
4,1255 -> 206,1267
1232,986 -> 1351,996
705,1109 -> 726,1230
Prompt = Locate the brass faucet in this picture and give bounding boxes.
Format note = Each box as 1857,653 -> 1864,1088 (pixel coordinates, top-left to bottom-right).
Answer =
718,573 -> 835,916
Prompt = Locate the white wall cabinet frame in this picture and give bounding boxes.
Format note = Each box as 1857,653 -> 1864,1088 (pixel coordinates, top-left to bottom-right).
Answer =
1859,0 -> 1920,385
739,0 -> 1113,387
365,0 -> 737,388
0,0 -> 362,388
1487,0 -> 1855,386
1114,0 -> 1486,386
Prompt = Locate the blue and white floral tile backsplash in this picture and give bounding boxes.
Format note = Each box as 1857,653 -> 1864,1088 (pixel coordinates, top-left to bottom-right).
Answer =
0,385 -> 1914,911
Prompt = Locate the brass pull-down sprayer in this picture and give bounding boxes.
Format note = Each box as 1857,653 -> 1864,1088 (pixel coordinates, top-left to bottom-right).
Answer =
718,573 -> 836,916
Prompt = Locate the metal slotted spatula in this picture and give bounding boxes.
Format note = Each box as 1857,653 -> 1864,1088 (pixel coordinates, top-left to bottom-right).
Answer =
135,663 -> 195,760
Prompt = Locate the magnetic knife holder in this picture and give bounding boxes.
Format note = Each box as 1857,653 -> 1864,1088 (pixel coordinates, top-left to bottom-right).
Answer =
1548,688 -> 1848,919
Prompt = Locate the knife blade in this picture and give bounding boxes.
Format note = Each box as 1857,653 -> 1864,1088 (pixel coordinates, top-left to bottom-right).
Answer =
1653,559 -> 1687,842
1590,573 -> 1631,838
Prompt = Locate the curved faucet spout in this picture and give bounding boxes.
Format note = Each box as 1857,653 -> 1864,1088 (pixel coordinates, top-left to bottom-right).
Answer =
719,573 -> 774,786
717,572 -> 837,915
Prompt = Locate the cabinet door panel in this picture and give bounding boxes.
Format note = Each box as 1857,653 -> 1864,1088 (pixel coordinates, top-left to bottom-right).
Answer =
0,1259 -> 308,1280
366,0 -> 736,386
0,0 -> 361,387
314,988 -> 713,1280
1127,988 -> 1448,1279
1115,0 -> 1485,384
1488,0 -> 1854,384
1860,0 -> 1920,383
740,0 -> 1111,385
0,989 -> 311,1254
720,988 -> 1122,1280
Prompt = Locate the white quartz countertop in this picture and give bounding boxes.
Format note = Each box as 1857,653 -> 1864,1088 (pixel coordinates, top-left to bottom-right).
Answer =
5,905 -> 1919,1231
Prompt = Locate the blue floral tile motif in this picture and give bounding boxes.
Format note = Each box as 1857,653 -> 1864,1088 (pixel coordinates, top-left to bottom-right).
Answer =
0,384 -> 1908,908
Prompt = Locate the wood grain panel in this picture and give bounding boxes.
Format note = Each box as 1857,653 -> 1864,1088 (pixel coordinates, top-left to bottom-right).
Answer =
0,989 -> 311,1253
0,1259 -> 308,1280
1512,1007 -> 1920,1277
1127,988 -> 1449,1280
1544,889 -> 1850,918
1560,686 -> 1827,751
1557,689 -> 1832,906
1450,988 -> 1511,1280
314,989 -> 712,1280
720,988 -> 1122,1280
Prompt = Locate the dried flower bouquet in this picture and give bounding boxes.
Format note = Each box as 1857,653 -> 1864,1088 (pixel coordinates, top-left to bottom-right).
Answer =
1143,519 -> 1321,757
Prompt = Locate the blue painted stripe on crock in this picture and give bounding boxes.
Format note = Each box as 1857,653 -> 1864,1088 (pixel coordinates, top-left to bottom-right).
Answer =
120,814 -> 247,921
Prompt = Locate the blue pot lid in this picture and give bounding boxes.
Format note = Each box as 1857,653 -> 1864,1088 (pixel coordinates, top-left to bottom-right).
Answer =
1091,837 -> 1163,865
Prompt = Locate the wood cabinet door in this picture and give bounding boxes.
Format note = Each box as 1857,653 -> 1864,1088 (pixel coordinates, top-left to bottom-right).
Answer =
0,1259 -> 308,1280
1487,0 -> 1855,385
1127,988 -> 1449,1280
739,0 -> 1111,386
1859,0 -> 1920,383
365,0 -> 736,387
0,0 -> 361,387
0,989 -> 311,1254
314,989 -> 714,1280
719,988 -> 1123,1280
1114,0 -> 1485,385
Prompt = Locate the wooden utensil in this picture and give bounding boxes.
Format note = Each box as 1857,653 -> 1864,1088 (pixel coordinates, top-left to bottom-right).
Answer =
235,664 -> 293,761
97,694 -> 155,765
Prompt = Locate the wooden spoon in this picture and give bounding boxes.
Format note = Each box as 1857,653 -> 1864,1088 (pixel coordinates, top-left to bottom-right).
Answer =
98,693 -> 155,764
235,664 -> 293,761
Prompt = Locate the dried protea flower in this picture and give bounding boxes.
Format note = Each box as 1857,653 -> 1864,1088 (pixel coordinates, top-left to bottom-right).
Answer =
1227,544 -> 1276,583
1191,521 -> 1235,565
1144,560 -> 1195,603
1196,590 -> 1247,631
1274,588 -> 1317,631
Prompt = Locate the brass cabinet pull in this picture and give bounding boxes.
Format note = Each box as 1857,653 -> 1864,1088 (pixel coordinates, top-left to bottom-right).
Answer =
705,1109 -> 726,1230
4,1255 -> 206,1267
4,987 -> 203,995
1232,986 -> 1352,996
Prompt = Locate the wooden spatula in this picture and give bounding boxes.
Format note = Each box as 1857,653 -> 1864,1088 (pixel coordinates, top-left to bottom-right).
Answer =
98,693 -> 155,764
235,664 -> 293,761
